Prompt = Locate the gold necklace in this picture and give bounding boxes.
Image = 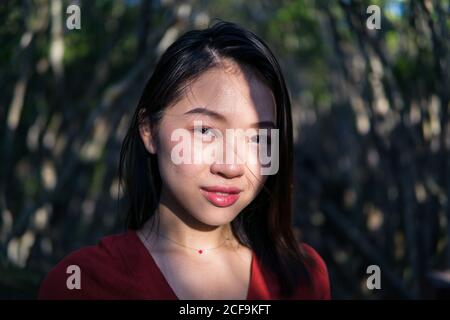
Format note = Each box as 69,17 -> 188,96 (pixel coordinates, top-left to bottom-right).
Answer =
155,232 -> 230,254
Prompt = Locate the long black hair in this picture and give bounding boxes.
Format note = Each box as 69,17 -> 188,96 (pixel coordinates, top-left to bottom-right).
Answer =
118,20 -> 312,297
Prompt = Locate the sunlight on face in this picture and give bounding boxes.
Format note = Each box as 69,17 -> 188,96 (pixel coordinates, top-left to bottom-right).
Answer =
150,60 -> 276,227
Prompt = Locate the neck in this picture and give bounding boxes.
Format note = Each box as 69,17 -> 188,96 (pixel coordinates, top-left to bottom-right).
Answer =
141,203 -> 234,250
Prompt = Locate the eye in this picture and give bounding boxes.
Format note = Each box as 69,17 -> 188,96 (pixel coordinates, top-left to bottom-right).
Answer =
193,126 -> 217,137
250,134 -> 271,144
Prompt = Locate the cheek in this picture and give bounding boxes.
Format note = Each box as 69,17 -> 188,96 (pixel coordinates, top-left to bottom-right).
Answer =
156,133 -> 206,187
243,149 -> 267,189
245,169 -> 267,198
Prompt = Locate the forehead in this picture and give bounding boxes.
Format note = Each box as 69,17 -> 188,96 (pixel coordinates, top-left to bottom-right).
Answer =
167,61 -> 276,123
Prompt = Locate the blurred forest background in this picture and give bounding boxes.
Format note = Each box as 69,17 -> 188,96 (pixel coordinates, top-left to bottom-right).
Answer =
1,0 -> 450,299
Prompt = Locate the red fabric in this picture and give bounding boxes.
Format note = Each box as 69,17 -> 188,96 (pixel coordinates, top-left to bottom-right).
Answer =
38,230 -> 331,300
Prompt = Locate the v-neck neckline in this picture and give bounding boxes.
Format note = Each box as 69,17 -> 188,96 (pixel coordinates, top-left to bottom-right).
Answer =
132,230 -> 255,300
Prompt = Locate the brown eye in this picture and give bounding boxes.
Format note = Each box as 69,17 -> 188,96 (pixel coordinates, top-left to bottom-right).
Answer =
193,126 -> 216,137
251,134 -> 271,144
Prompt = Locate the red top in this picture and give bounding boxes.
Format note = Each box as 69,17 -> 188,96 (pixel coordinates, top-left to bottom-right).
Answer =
38,230 -> 331,300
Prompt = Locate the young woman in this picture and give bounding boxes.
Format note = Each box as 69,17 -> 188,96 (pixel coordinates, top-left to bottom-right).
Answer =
38,21 -> 331,300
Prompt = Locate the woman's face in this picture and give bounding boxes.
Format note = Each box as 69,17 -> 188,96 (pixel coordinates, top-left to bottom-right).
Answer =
140,60 -> 277,227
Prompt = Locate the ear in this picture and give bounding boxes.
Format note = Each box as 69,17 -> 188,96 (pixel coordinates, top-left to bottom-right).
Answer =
138,108 -> 157,155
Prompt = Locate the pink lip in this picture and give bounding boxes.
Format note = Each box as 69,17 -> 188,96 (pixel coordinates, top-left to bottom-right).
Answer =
200,186 -> 242,207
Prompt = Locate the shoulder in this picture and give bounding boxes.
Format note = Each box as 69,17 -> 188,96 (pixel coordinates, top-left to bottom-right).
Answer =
38,232 -> 130,299
297,243 -> 331,299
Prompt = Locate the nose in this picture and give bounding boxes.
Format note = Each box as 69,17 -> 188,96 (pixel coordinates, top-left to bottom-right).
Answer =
210,136 -> 246,178
210,162 -> 245,179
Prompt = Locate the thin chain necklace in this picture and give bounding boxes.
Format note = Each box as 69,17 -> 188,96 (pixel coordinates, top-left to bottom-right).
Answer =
155,232 -> 230,255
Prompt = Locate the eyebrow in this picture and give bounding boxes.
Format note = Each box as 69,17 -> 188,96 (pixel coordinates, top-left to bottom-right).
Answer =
183,107 -> 276,128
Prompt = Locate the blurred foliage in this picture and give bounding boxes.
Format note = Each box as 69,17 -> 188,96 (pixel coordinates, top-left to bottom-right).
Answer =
1,0 -> 450,299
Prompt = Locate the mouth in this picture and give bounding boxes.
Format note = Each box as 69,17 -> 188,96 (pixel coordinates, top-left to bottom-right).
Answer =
200,186 -> 242,207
